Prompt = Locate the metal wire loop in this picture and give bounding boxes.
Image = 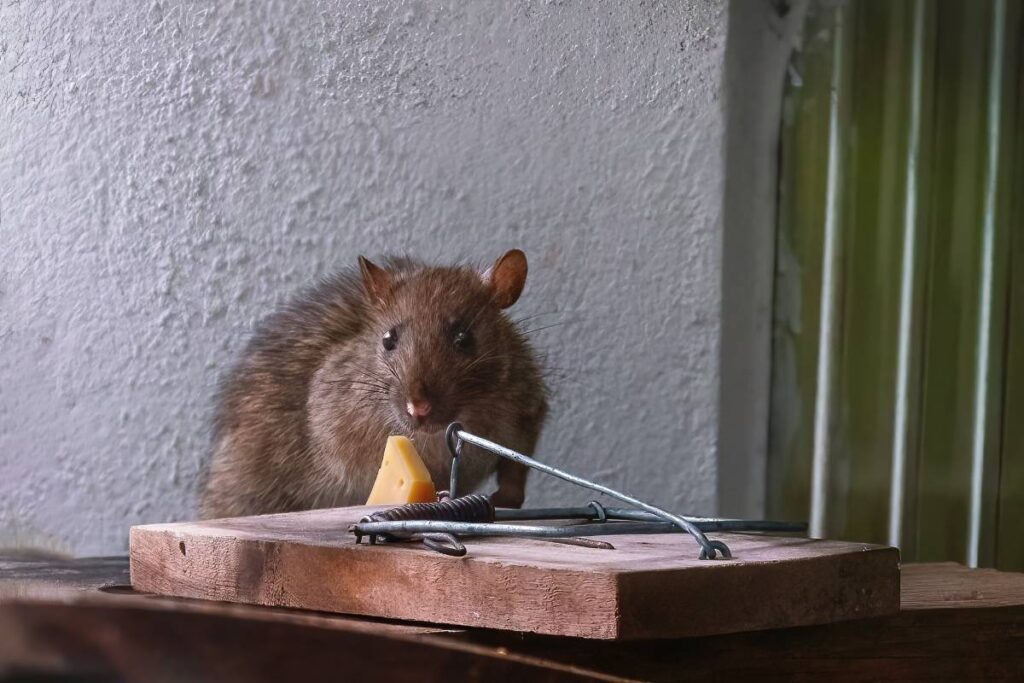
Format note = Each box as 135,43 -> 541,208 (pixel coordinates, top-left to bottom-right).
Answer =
587,500 -> 608,523
699,540 -> 732,560
419,533 -> 466,557
445,422 -> 463,457
445,422 -> 464,497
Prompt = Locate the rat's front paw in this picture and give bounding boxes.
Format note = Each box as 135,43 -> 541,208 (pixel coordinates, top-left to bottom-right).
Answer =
489,488 -> 525,509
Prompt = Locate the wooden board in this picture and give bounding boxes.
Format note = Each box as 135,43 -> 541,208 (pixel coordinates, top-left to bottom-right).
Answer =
0,601 -> 603,682
129,506 -> 900,640
446,563 -> 1024,681
7,556 -> 1022,679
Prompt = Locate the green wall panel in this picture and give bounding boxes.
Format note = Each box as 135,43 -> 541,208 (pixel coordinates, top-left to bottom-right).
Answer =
769,0 -> 1023,568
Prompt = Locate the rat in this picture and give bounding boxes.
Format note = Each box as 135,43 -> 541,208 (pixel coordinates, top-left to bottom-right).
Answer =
198,249 -> 548,519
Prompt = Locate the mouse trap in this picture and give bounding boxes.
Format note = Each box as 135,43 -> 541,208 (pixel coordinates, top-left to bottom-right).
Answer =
130,426 -> 900,639
352,424 -> 805,559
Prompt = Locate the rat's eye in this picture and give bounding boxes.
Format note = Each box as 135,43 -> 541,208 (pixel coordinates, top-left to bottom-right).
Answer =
453,330 -> 473,352
382,328 -> 398,351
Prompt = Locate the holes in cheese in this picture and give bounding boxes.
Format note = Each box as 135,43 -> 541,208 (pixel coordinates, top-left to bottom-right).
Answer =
365,436 -> 437,505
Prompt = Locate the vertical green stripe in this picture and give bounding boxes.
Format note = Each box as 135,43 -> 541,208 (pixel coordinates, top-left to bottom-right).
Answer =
889,0 -> 927,549
809,2 -> 848,538
968,0 -> 1007,568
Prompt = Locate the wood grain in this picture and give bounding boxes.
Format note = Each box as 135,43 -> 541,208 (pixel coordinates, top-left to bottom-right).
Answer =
0,600 -> 610,682
7,557 -> 1023,680
0,555 -> 129,602
0,553 -> 452,639
129,505 -> 899,639
900,561 -> 1024,609
449,564 -> 1024,681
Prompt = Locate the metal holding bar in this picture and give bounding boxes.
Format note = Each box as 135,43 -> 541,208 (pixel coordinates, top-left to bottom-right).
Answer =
354,519 -> 806,542
494,506 -> 807,532
445,424 -> 731,559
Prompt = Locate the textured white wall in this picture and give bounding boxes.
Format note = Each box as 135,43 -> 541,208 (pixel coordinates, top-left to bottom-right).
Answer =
0,1 -> 727,555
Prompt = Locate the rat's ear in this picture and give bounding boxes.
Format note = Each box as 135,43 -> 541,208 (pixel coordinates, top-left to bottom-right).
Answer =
358,256 -> 391,306
482,249 -> 528,309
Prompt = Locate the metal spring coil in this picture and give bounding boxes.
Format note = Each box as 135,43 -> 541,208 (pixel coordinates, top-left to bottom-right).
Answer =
363,494 -> 495,525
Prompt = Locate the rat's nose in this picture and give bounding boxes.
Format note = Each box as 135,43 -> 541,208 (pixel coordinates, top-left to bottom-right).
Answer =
406,399 -> 432,420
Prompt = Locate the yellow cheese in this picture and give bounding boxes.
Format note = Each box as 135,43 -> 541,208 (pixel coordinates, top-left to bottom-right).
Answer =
365,436 -> 437,505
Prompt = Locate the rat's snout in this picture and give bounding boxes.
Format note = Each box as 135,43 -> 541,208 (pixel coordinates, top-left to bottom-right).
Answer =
401,380 -> 449,431
404,380 -> 435,427
405,398 -> 432,420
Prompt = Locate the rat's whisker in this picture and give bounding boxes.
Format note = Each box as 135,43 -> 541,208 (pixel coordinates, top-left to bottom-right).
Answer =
517,321 -> 566,336
509,310 -> 562,327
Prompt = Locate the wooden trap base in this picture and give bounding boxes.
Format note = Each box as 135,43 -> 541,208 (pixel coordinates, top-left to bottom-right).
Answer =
130,506 -> 900,640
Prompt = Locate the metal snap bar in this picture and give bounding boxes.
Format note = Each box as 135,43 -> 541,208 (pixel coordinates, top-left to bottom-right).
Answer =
445,423 -> 730,560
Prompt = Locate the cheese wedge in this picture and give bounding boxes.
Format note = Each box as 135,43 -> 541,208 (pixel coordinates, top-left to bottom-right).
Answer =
365,436 -> 437,505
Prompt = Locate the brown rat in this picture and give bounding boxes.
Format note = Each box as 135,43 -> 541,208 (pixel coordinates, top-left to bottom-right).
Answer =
198,249 -> 548,519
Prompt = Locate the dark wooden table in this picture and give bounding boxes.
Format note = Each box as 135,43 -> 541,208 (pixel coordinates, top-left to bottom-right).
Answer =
2,556 -> 1023,681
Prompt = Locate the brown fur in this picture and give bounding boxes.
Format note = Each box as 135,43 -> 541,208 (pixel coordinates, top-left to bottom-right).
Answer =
199,252 -> 548,519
